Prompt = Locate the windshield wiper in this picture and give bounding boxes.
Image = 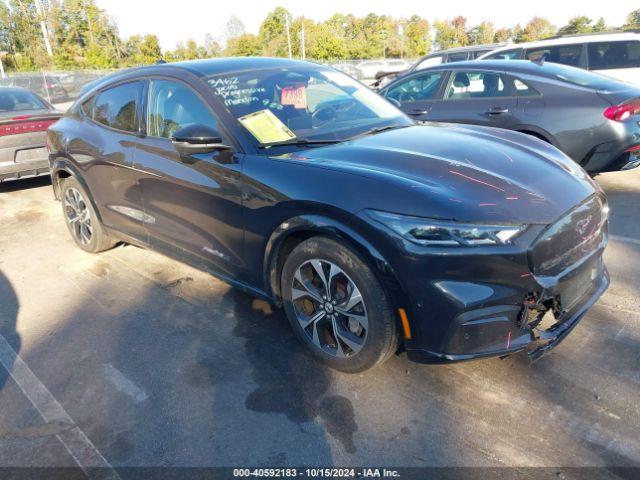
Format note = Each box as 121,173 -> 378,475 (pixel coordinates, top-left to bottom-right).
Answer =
345,124 -> 410,141
258,138 -> 342,149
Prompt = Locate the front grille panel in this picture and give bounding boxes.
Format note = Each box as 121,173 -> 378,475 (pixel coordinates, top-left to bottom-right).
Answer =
530,195 -> 606,277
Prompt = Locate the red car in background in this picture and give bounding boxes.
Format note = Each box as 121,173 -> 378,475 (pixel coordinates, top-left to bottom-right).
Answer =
0,87 -> 61,182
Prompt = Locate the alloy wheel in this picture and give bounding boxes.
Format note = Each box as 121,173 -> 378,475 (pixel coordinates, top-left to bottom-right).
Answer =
64,187 -> 93,246
290,259 -> 368,357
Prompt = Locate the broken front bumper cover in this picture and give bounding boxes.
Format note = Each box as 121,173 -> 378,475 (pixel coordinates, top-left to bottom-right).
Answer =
526,267 -> 609,361
405,267 -> 610,364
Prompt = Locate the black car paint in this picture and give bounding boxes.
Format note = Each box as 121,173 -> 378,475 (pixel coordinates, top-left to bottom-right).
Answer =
47,58 -> 609,363
381,60 -> 640,173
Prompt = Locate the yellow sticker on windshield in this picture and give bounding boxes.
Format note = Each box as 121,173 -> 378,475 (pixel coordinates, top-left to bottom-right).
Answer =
238,109 -> 296,144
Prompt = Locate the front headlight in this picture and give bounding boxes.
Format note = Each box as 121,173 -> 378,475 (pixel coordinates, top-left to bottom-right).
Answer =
367,210 -> 525,247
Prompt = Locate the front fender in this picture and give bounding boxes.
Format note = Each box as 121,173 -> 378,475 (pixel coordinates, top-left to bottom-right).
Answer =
263,214 -> 405,309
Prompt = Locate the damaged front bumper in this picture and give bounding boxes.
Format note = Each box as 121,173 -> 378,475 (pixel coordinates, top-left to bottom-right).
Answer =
526,265 -> 609,360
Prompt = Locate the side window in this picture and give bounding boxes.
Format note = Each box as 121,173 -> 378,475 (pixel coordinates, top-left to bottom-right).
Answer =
525,44 -> 582,67
446,71 -> 505,99
484,49 -> 521,60
92,81 -> 142,133
509,77 -> 540,97
147,80 -> 220,139
386,72 -> 444,103
415,55 -> 443,71
80,96 -> 95,117
588,41 -> 640,70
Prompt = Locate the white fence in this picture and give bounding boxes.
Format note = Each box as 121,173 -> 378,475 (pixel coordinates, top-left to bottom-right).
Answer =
0,59 -> 415,107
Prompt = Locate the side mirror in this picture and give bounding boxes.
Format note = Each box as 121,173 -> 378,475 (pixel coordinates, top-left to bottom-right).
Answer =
171,124 -> 231,154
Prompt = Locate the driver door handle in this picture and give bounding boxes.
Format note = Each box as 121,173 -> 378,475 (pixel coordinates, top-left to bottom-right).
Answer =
485,107 -> 509,115
408,109 -> 429,116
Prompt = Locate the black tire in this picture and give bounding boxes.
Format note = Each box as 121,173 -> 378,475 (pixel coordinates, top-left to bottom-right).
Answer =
60,176 -> 116,253
281,236 -> 398,373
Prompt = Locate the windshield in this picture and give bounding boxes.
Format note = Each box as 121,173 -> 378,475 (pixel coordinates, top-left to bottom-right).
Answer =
541,62 -> 627,91
207,67 -> 411,147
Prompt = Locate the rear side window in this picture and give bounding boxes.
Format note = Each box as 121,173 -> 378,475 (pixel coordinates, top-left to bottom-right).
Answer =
92,81 -> 142,133
588,41 -> 640,70
147,79 -> 220,139
509,77 -> 540,97
386,72 -> 444,102
525,44 -> 583,67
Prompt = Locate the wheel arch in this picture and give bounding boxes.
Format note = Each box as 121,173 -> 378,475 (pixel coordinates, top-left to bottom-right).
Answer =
50,158 -> 104,224
513,125 -> 560,149
264,214 -> 407,313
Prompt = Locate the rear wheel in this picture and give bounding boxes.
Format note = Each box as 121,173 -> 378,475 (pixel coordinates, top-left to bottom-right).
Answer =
281,236 -> 398,373
61,176 -> 116,253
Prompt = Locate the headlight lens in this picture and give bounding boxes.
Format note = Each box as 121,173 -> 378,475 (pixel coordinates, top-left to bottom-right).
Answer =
368,210 -> 525,247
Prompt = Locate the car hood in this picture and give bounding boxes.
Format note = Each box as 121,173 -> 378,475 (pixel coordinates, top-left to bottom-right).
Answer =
282,124 -> 599,224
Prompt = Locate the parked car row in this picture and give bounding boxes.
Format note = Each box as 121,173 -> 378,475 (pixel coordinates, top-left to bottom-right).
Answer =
39,57 -> 612,372
381,59 -> 640,173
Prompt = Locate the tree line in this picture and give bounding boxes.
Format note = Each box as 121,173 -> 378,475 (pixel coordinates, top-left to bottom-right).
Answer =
1,0 -> 639,72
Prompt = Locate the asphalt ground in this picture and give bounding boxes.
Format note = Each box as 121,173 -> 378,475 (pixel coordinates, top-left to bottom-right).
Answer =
0,168 -> 638,479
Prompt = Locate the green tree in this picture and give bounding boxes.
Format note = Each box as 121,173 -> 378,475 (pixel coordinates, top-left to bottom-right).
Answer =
259,6 -> 291,56
623,9 -> 640,30
123,34 -> 161,65
404,15 -> 430,57
435,16 -> 468,49
52,0 -> 120,69
3,0 -> 50,70
558,16 -> 593,35
225,33 -> 262,56
592,17 -> 607,32
493,27 -> 513,43
468,21 -> 494,45
517,17 -> 555,42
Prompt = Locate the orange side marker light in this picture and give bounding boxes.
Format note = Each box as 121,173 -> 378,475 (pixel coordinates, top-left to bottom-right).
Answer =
398,308 -> 412,340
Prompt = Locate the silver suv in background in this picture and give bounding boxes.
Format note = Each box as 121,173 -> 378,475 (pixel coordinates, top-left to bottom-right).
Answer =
478,32 -> 640,84
372,43 -> 507,88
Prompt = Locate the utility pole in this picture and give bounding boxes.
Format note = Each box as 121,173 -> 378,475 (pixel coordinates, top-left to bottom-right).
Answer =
299,23 -> 306,60
284,14 -> 292,59
0,53 -> 5,78
33,0 -> 53,57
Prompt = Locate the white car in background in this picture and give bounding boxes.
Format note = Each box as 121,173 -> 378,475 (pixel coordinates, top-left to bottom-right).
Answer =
355,60 -> 387,79
478,32 -> 640,84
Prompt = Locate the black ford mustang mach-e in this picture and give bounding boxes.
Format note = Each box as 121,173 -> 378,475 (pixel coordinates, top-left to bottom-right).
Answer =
47,58 -> 609,372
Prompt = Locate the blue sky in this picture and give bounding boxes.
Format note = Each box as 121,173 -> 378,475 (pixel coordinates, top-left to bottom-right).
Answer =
96,0 -> 634,51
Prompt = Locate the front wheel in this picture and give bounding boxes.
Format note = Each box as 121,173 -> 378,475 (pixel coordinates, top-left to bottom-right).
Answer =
281,236 -> 398,373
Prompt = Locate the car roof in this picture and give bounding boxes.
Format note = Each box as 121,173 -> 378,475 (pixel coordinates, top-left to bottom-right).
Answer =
424,43 -> 506,57
79,57 -> 326,97
389,59 -> 586,83
480,31 -> 640,56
